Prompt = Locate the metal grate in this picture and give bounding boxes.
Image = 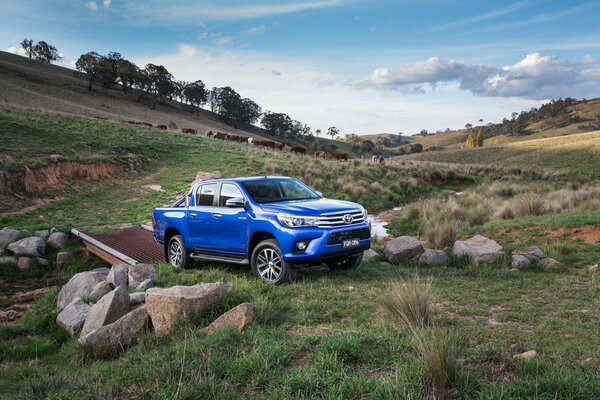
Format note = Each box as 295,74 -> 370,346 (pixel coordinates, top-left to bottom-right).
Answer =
326,227 -> 371,245
84,228 -> 164,264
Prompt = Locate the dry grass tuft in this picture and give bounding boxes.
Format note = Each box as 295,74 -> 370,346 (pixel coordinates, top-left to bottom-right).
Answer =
411,328 -> 459,394
381,275 -> 434,331
424,219 -> 458,249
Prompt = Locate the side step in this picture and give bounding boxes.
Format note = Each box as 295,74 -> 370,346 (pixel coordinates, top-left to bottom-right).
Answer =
190,252 -> 249,265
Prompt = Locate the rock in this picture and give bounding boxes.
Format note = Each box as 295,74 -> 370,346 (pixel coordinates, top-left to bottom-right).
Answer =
587,264 -> 598,273
79,305 -> 149,354
419,248 -> 451,266
0,256 -> 17,265
50,227 -> 59,234
0,227 -> 19,248
511,255 -> 530,270
56,251 -> 73,267
363,249 -> 378,260
204,303 -> 257,334
129,292 -> 146,306
80,286 -> 130,337
512,246 -> 544,260
107,264 -> 128,288
509,267 -> 519,273
128,264 -> 156,288
146,283 -> 231,333
47,232 -> 68,249
513,350 -> 537,360
56,298 -> 90,336
36,257 -> 48,266
17,257 -> 31,271
7,237 -> 45,257
57,268 -> 110,309
49,154 -> 61,163
539,258 -> 563,272
89,281 -> 112,303
453,235 -> 505,266
192,171 -> 221,185
34,230 -> 50,241
383,236 -> 424,263
135,278 -> 154,292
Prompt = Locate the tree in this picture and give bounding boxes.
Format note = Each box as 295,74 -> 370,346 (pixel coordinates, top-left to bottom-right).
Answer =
75,52 -> 102,90
465,132 -> 475,148
261,111 -> 293,135
33,41 -> 62,63
475,129 -> 484,147
144,64 -> 174,109
465,123 -> 473,131
183,80 -> 208,115
115,59 -> 139,92
375,136 -> 390,149
419,129 -> 428,136
239,98 -> 262,126
327,126 -> 339,140
315,129 -> 321,138
20,38 -> 34,59
360,140 -> 375,153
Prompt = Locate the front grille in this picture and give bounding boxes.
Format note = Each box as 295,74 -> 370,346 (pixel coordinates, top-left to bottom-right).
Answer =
318,210 -> 365,228
327,227 -> 371,245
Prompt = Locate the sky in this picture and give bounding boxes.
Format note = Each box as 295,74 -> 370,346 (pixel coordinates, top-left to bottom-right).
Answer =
2,0 -> 600,135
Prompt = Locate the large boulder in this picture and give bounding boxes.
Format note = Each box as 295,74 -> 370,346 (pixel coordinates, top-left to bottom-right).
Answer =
512,246 -> 544,260
383,236 -> 424,263
419,248 -> 451,266
0,227 -> 19,248
89,281 -> 112,303
80,285 -> 130,337
512,255 -> 530,270
7,237 -> 45,257
135,278 -> 154,292
57,268 -> 110,309
79,305 -> 149,355
362,249 -> 378,260
129,292 -> 146,306
146,283 -> 231,333
17,257 -> 32,271
539,258 -> 563,272
204,303 -> 257,334
47,232 -> 69,249
56,298 -> 90,336
128,264 -> 156,288
453,235 -> 505,266
56,251 -> 73,267
107,264 -> 128,288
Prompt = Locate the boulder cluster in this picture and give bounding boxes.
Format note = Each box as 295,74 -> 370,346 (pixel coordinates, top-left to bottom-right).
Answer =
56,263 -> 256,356
0,226 -> 69,270
382,233 -> 563,271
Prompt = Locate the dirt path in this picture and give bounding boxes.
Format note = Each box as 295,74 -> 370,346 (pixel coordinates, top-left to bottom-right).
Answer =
0,286 -> 56,324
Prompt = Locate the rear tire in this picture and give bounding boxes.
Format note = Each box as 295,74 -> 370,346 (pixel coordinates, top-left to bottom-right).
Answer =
251,239 -> 295,284
167,235 -> 193,269
326,252 -> 364,270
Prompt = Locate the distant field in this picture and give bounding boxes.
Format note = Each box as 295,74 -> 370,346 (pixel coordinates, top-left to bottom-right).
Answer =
407,130 -> 600,176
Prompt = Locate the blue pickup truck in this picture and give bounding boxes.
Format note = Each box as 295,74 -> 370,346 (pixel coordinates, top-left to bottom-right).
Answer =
152,176 -> 371,284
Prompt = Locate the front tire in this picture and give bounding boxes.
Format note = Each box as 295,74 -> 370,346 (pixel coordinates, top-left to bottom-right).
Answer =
251,239 -> 295,284
326,252 -> 364,270
167,235 -> 193,269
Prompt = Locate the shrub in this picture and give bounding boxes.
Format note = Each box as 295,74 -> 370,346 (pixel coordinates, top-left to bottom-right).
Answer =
464,204 -> 492,227
411,328 -> 459,394
494,203 -> 514,219
370,181 -> 383,193
381,275 -> 434,331
510,192 -> 547,217
423,219 -> 458,249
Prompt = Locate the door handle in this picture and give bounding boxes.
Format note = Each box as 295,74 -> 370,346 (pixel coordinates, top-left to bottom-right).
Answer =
213,214 -> 222,219
190,212 -> 198,217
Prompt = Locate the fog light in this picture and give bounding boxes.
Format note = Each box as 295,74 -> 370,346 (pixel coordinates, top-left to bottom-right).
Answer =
295,241 -> 308,251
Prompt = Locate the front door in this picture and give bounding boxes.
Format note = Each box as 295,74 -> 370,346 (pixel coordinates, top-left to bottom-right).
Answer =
211,182 -> 249,255
188,183 -> 216,250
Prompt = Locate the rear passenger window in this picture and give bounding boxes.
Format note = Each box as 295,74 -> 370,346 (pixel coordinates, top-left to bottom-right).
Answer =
197,184 -> 216,206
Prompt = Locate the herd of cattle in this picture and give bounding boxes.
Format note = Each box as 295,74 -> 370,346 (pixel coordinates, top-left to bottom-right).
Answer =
120,119 -> 386,163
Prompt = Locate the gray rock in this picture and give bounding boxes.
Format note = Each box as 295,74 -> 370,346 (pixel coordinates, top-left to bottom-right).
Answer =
0,227 -> 19,248
419,248 -> 451,266
50,227 -> 59,234
146,283 -> 231,333
363,249 -> 378,260
80,285 -> 130,337
204,303 -> 257,334
128,264 -> 156,288
107,264 -> 128,288
512,246 -> 544,260
453,235 -> 505,266
129,292 -> 146,306
17,257 -> 32,271
383,236 -> 424,263
56,251 -> 73,267
89,281 -> 112,303
135,278 -> 154,292
7,237 -> 46,257
34,230 -> 50,241
79,305 -> 149,354
56,298 -> 90,336
513,350 -> 537,360
47,232 -> 68,250
36,257 -> 49,266
57,268 -> 110,309
0,256 -> 17,265
539,258 -> 563,272
511,255 -> 530,270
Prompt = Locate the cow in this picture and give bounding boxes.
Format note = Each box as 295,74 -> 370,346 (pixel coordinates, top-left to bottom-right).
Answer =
314,151 -> 326,158
332,151 -> 349,161
248,137 -> 255,145
273,141 -> 285,150
371,155 -> 385,164
121,120 -> 136,125
181,128 -> 198,134
136,122 -> 153,128
291,146 -> 307,155
155,124 -> 168,130
205,130 -> 214,138
214,132 -> 228,140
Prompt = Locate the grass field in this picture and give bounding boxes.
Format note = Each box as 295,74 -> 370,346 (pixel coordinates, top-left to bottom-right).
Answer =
1,105 -> 600,399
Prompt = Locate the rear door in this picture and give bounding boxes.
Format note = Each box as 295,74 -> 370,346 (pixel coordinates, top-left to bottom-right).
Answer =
188,183 -> 216,250
210,182 -> 249,255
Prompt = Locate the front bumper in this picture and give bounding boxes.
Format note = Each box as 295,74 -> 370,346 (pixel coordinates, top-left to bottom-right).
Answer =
278,221 -> 371,263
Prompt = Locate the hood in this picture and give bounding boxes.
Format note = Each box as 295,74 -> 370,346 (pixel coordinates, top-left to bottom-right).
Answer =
259,198 -> 362,216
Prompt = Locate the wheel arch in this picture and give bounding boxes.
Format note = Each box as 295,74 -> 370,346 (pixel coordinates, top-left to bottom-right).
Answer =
248,231 -> 277,258
164,227 -> 181,261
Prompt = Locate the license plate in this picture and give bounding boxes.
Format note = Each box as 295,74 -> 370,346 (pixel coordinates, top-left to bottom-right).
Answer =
342,238 -> 360,248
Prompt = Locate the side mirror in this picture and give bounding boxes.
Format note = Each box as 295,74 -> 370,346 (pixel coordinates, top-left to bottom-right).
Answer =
226,197 -> 246,208
315,191 -> 323,197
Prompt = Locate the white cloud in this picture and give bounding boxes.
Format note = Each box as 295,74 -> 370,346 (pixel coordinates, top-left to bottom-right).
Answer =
582,54 -> 594,63
86,1 -> 98,11
103,0 -> 111,9
215,36 -> 235,46
245,25 -> 267,35
6,46 -> 26,56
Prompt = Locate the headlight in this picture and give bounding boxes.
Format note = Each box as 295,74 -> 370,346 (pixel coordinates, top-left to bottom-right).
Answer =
277,213 -> 321,228
361,208 -> 368,220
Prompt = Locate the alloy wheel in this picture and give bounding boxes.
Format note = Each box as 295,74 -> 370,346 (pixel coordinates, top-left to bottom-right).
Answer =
256,248 -> 283,283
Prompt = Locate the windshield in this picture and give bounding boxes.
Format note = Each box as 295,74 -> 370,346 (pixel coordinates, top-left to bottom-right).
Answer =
242,178 -> 320,204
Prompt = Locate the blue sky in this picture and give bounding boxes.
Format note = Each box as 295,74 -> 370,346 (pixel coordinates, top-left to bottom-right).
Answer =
2,0 -> 600,135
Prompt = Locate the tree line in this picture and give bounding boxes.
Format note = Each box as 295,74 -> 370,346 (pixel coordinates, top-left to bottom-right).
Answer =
20,38 -> 62,63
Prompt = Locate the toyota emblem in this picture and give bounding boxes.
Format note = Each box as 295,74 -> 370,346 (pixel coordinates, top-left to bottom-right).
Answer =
342,214 -> 354,224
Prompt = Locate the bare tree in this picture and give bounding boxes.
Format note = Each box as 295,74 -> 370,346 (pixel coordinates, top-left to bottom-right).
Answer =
20,38 -> 34,59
